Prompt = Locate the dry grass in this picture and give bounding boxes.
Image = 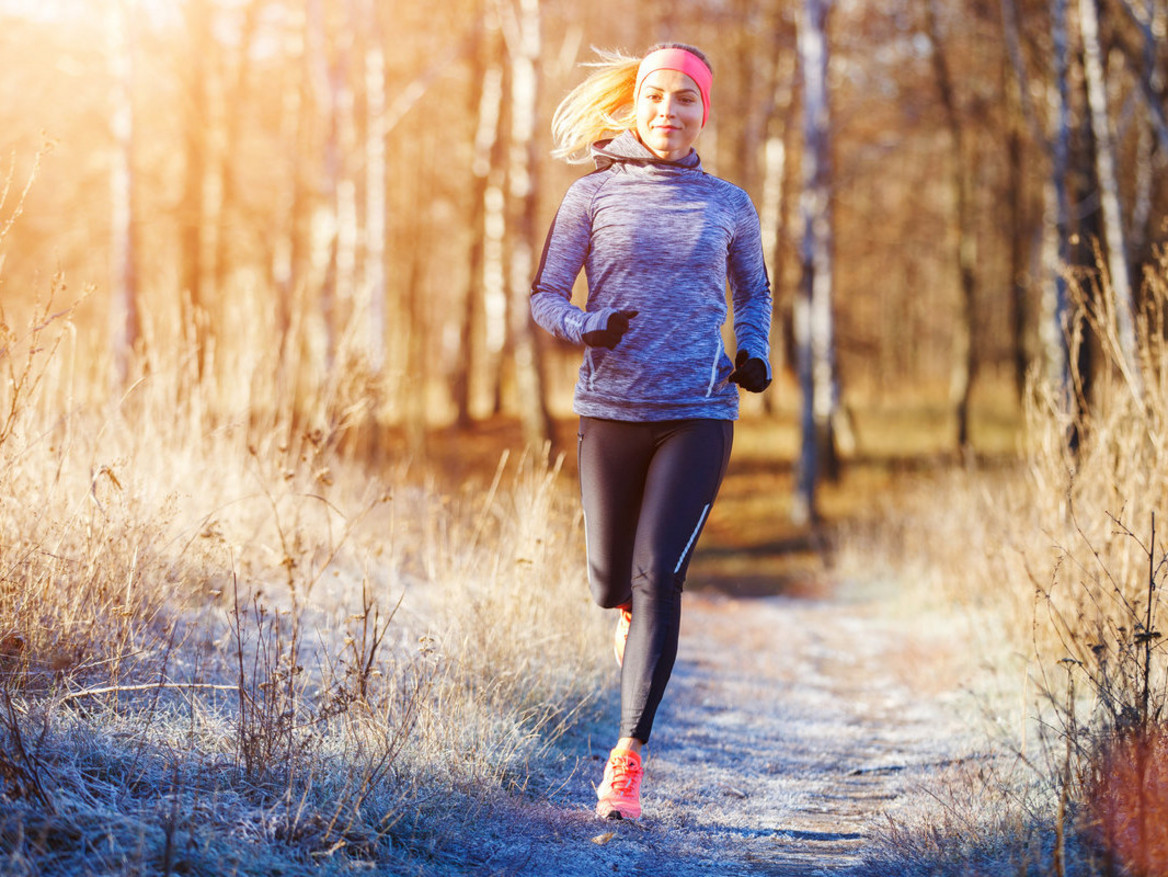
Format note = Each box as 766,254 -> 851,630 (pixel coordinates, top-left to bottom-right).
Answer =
837,252 -> 1168,876
0,276 -> 610,874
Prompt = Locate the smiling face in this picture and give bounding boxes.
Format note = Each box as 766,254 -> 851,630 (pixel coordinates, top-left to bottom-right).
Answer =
634,68 -> 705,161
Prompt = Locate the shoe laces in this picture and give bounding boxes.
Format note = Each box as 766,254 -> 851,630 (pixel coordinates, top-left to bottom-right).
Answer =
607,754 -> 641,795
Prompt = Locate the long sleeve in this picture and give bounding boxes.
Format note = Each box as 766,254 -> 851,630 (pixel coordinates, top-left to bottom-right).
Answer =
727,193 -> 774,378
528,136 -> 772,422
529,175 -> 616,346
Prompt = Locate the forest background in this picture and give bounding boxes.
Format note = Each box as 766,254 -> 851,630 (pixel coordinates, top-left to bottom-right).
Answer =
3,0 -> 1168,873
8,0 -> 1161,470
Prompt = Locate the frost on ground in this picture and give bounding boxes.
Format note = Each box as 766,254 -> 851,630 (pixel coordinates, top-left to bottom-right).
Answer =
439,582 -> 998,876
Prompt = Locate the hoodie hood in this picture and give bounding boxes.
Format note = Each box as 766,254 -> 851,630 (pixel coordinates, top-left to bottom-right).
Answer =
591,130 -> 703,172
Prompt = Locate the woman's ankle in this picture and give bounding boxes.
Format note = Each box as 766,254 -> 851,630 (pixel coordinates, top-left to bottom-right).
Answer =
617,737 -> 644,754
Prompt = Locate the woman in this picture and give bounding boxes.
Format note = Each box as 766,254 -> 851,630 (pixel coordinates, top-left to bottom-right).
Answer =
530,43 -> 773,820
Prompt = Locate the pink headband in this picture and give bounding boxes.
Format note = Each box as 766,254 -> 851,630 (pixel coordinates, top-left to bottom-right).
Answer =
635,48 -> 712,127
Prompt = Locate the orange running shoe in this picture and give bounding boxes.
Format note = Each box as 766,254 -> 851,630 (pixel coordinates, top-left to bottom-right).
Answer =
595,747 -> 643,820
613,606 -> 632,667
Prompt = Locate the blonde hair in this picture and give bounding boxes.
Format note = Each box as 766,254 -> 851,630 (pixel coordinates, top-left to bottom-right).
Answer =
551,44 -> 715,164
551,48 -> 641,164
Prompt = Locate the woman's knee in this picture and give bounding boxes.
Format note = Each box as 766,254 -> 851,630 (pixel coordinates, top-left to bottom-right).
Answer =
589,565 -> 632,609
630,567 -> 686,601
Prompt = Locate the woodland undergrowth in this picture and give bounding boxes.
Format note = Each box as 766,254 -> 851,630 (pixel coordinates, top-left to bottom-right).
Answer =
843,251 -> 1168,876
0,283 -> 607,873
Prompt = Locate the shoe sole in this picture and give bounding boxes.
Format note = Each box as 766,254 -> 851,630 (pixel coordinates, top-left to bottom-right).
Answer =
597,803 -> 639,820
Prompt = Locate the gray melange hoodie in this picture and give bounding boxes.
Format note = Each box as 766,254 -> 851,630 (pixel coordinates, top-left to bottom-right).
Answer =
530,130 -> 772,422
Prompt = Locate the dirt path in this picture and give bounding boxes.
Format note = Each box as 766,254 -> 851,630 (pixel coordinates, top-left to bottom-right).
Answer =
457,583 -> 984,876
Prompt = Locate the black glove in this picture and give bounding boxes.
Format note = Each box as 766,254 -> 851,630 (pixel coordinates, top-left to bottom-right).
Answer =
583,309 -> 638,349
729,349 -> 771,393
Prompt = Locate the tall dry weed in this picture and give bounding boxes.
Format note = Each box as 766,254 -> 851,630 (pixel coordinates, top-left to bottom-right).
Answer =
1024,259 -> 1168,873
0,273 -> 607,872
841,250 -> 1168,875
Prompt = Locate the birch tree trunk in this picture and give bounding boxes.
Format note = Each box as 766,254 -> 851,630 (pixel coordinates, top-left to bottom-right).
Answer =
108,0 -> 141,388
793,0 -> 839,526
1002,0 -> 1072,408
484,119 -> 509,416
363,0 -> 388,373
212,0 -> 263,303
1047,0 -> 1074,409
1127,0 -> 1165,261
733,0 -> 771,200
1117,0 -> 1168,152
307,0 -> 341,370
502,0 -> 553,450
333,9 -> 358,339
272,1 -> 310,367
1079,0 -> 1142,396
1006,69 -> 1029,403
759,49 -> 797,401
925,0 -> 979,451
180,0 -> 212,382
455,6 -> 505,426
404,163 -> 430,454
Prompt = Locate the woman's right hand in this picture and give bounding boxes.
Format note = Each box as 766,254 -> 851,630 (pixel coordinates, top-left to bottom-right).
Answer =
583,309 -> 638,349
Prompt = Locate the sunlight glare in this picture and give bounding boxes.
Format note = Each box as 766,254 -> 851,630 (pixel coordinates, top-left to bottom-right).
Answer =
0,0 -> 180,27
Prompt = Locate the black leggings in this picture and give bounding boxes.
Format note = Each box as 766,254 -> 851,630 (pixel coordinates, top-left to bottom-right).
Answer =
577,416 -> 733,743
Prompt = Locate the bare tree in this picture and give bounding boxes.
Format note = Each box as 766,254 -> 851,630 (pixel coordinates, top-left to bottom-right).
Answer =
362,0 -> 388,373
271,0 -> 311,368
484,94 -> 510,417
179,0 -> 212,381
793,0 -> 839,526
1048,0 -> 1074,406
455,5 -> 505,426
306,0 -> 347,371
1079,0 -> 1142,397
925,0 -> 979,451
1114,0 -> 1168,157
501,0 -> 553,450
1124,0 -> 1163,261
759,40 -> 798,410
212,0 -> 264,305
1005,66 -> 1030,404
1002,0 -> 1072,405
108,0 -> 141,388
